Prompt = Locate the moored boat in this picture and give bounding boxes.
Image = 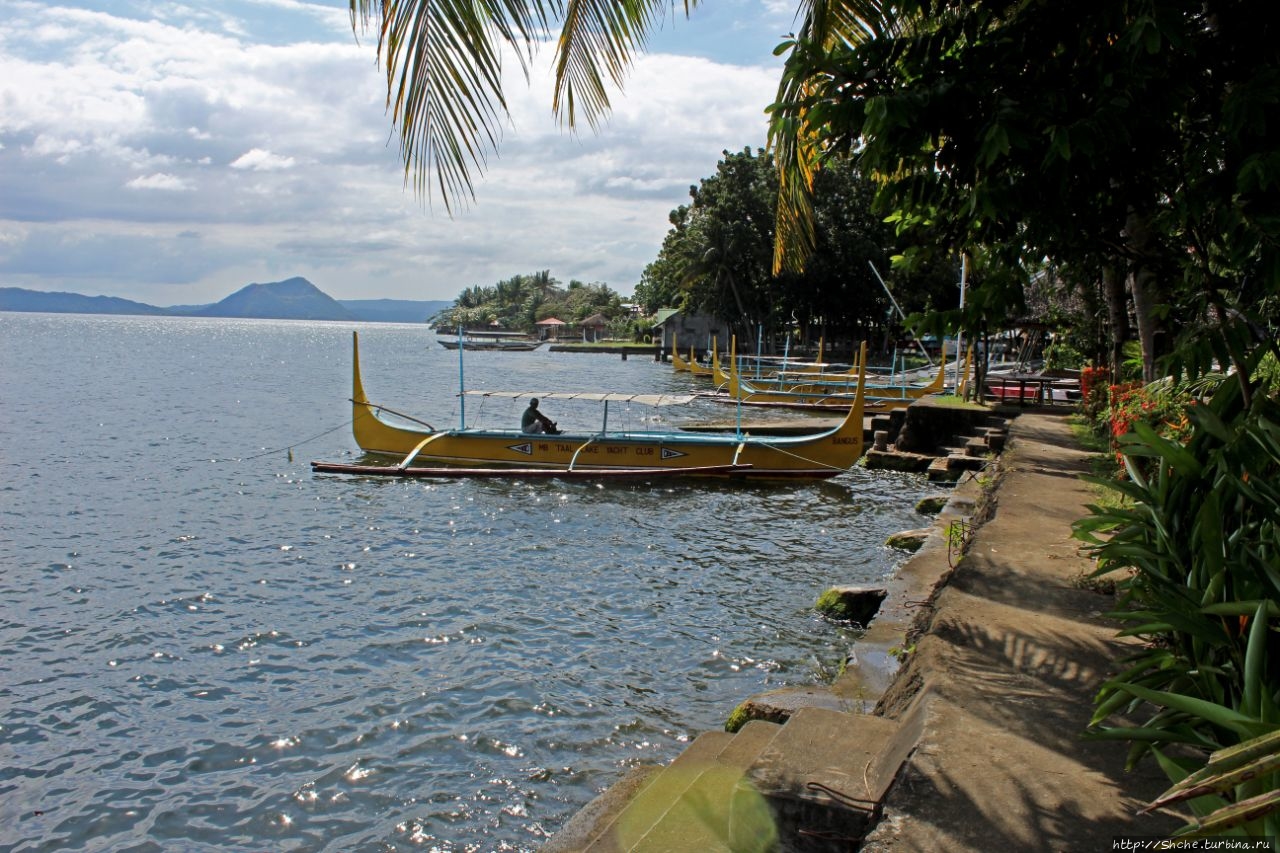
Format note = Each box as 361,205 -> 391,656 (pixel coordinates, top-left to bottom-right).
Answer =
722,338 -> 948,411
312,333 -> 868,480
438,336 -> 542,351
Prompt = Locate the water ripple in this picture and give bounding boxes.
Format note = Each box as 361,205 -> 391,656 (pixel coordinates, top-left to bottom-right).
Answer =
1,315 -> 930,851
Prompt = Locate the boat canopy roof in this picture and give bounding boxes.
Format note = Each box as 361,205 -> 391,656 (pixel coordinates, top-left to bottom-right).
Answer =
461,390 -> 696,406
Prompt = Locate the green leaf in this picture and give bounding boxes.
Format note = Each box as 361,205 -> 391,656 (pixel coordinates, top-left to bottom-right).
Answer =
1104,681 -> 1276,738
1242,601 -> 1270,718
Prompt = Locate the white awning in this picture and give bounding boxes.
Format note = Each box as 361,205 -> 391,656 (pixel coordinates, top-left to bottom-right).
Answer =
461,390 -> 696,406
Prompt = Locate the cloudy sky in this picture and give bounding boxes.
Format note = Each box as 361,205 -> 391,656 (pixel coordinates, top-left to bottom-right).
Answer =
0,0 -> 795,305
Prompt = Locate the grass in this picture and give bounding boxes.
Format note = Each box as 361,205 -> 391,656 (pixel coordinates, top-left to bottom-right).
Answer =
1067,413 -> 1131,509
927,394 -> 988,410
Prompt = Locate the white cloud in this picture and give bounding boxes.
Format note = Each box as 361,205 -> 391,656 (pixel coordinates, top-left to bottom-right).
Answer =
126,172 -> 194,191
230,148 -> 297,171
0,0 -> 786,304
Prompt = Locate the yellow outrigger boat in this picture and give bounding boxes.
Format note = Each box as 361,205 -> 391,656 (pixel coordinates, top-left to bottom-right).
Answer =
669,334 -> 714,377
717,338 -> 956,411
310,333 -> 868,480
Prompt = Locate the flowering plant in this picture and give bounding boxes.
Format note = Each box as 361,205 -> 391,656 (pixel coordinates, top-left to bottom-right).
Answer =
1102,382 -> 1194,469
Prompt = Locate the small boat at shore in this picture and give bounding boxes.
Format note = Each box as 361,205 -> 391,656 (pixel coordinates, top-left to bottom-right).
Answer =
437,336 -> 542,351
719,338 -> 954,412
311,333 -> 868,480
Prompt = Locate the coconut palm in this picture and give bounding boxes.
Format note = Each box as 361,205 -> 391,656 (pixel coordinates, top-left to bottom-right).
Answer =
349,0 -> 692,211
348,0 -> 895,216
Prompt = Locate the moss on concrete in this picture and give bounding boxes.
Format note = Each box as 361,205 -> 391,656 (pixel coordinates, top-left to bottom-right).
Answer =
915,495 -> 949,515
814,587 -> 852,620
724,702 -> 752,733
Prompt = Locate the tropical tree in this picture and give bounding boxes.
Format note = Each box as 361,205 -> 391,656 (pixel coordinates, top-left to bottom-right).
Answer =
768,0 -> 1280,381
435,271 -> 630,332
349,0 -> 686,211
640,147 -> 907,351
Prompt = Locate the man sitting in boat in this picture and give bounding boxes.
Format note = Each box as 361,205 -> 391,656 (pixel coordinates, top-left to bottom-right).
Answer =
521,398 -> 560,434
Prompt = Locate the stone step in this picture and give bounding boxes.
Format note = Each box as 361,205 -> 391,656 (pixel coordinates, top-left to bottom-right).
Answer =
748,707 -> 903,805
623,763 -> 773,852
746,707 -> 907,846
578,732 -> 732,852
548,703 -> 919,852
948,453 -> 990,472
927,456 -> 961,482
544,766 -> 662,853
572,725 -> 781,852
717,719 -> 784,769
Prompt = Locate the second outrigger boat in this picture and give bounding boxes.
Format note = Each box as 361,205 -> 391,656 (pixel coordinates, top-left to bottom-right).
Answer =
311,333 -> 868,480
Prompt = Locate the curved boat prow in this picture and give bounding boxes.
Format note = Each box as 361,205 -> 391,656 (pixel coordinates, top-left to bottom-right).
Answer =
352,330 -> 369,405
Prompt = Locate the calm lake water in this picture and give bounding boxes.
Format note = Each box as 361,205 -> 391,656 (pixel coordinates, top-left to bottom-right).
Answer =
0,313 -> 928,852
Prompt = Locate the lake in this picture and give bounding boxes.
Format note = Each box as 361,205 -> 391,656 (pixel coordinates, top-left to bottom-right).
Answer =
0,313 -> 928,852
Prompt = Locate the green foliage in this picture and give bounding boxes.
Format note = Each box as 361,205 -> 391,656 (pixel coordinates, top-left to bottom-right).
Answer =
814,588 -> 851,620
1143,730 -> 1280,839
772,0 -> 1280,391
724,703 -> 751,734
1043,339 -> 1085,372
434,271 -> 629,334
1074,339 -> 1280,837
1096,381 -> 1196,472
641,148 -> 899,351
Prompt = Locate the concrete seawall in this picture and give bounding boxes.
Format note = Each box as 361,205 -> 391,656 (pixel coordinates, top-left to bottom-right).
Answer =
544,411 -> 1185,851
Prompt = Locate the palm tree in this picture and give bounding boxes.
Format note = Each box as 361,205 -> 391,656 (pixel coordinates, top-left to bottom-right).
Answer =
349,0 -> 901,268
349,0 -> 686,211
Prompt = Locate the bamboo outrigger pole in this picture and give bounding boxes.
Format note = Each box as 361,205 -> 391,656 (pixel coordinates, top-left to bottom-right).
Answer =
868,261 -> 933,367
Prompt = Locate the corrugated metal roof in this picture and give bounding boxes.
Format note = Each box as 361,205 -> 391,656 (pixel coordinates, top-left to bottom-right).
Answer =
651,308 -> 680,327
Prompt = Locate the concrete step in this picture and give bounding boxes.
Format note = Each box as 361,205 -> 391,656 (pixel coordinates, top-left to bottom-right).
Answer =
746,707 -> 907,847
624,762 -> 775,852
544,766 -> 663,853
547,707 -> 917,851
579,734 -> 730,852
717,719 -> 784,769
926,456 -> 958,482
948,454 -> 990,472
573,727 -> 777,852
748,707 -> 903,805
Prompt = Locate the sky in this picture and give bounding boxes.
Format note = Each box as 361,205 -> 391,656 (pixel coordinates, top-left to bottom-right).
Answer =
0,0 -> 797,305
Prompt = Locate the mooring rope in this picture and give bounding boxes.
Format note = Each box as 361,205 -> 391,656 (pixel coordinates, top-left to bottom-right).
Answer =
238,419 -> 353,462
749,440 -> 858,473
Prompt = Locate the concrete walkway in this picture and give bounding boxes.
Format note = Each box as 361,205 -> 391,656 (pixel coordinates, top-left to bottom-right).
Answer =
861,410 -> 1183,850
545,410 -> 1186,851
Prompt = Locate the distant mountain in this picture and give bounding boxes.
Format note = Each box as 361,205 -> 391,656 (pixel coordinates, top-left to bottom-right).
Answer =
340,298 -> 452,324
0,287 -> 168,316
0,278 -> 452,323
189,276 -> 353,321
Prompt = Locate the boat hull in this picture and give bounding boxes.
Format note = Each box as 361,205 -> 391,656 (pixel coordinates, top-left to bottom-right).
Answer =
311,461 -> 755,479
438,339 -> 541,351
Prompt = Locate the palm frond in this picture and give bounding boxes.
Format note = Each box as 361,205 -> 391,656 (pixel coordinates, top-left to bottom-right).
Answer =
351,0 -> 554,212
352,0 -> 684,209
552,0 -> 676,130
768,0 -> 900,273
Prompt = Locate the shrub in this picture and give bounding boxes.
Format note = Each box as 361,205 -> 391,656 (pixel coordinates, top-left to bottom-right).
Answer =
1074,364 -> 1280,839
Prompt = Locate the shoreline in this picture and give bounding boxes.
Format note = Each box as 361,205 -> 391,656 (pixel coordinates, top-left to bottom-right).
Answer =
545,409 -> 1186,850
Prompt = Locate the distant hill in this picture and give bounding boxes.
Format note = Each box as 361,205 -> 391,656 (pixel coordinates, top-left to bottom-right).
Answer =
340,298 -> 452,324
188,276 -> 353,321
0,278 -> 452,323
0,287 -> 168,316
